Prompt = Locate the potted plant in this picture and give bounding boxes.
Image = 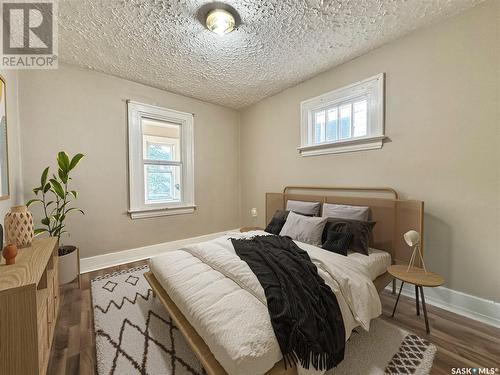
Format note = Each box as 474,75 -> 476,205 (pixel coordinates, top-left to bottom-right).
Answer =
27,151 -> 84,285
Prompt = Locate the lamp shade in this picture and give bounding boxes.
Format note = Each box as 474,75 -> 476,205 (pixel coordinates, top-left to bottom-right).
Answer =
404,230 -> 420,247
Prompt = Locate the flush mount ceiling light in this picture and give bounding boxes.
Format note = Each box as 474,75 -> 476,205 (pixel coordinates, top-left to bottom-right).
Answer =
206,9 -> 235,36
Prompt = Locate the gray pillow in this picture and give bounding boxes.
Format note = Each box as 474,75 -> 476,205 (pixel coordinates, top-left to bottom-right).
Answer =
321,203 -> 370,221
279,211 -> 327,246
286,200 -> 321,216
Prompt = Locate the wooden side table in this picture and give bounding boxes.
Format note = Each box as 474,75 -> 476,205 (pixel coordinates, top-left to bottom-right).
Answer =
388,265 -> 445,334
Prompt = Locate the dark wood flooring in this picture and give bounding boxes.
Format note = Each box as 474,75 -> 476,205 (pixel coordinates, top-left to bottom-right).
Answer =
47,261 -> 500,375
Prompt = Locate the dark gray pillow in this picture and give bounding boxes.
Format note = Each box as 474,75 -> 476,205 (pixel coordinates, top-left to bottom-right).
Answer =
265,210 -> 289,235
323,218 -> 376,255
322,223 -> 353,256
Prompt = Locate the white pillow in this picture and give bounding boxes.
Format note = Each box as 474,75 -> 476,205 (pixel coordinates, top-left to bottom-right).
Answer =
322,203 -> 370,221
279,211 -> 327,246
286,200 -> 321,216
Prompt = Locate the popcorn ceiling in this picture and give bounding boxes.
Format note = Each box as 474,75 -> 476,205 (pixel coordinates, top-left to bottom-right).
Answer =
59,0 -> 483,109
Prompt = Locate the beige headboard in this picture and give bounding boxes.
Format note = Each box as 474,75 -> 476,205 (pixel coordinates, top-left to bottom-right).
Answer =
266,186 -> 424,266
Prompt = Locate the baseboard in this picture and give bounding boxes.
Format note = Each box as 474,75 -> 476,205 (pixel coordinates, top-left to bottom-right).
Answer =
388,281 -> 500,329
80,228 -> 240,273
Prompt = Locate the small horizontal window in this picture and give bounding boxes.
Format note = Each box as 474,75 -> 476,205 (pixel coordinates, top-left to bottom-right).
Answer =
299,73 -> 385,156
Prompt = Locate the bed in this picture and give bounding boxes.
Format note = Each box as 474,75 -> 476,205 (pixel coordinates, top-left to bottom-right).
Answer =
144,186 -> 424,375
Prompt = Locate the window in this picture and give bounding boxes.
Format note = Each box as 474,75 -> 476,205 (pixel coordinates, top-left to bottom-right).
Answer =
128,101 -> 195,219
299,73 -> 385,156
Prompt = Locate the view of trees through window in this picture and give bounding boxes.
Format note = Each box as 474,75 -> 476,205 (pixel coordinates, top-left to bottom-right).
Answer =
145,142 -> 177,203
314,98 -> 368,144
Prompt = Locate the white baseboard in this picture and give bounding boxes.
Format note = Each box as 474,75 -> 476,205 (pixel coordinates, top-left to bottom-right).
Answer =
80,228 -> 240,273
388,281 -> 500,329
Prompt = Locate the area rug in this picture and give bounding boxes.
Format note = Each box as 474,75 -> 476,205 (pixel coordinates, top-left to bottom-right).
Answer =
92,265 -> 436,375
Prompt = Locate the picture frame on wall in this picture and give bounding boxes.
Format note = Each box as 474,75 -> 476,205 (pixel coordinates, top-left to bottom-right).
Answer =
0,75 -> 8,200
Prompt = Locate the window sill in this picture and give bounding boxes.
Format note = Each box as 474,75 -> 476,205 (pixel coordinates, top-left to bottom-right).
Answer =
128,205 -> 196,219
298,135 -> 386,157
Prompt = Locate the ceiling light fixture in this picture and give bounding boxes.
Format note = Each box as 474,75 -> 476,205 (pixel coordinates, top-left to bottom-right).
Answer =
206,9 -> 235,36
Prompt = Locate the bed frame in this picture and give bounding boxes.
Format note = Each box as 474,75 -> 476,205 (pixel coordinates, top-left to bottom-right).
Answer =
145,186 -> 424,375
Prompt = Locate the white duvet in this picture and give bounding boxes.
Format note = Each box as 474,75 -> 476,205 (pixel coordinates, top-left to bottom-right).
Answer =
149,230 -> 382,375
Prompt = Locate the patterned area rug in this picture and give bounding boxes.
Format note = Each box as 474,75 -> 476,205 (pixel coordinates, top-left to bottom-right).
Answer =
92,266 -> 436,375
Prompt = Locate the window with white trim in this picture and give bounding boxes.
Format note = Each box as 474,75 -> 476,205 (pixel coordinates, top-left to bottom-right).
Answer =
128,101 -> 195,219
299,73 -> 385,156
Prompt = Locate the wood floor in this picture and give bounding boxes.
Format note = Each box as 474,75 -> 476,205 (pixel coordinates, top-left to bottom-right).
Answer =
47,261 -> 500,375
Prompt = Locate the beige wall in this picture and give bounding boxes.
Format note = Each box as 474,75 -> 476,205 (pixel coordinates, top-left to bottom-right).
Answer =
239,1 -> 500,301
0,70 -> 23,220
19,64 -> 240,258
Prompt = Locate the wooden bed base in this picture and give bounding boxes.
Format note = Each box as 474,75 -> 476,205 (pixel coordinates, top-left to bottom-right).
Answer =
144,270 -> 393,375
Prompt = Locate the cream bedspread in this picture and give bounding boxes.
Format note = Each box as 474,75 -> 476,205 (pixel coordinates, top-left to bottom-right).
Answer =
149,230 -> 382,375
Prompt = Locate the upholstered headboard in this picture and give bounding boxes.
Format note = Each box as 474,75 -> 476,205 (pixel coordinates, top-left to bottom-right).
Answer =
266,186 -> 424,266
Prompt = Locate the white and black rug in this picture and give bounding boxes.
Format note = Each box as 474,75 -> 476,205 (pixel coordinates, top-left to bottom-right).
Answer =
91,266 -> 436,375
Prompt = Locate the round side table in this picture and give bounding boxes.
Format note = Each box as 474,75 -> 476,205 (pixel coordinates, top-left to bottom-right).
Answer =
388,265 -> 445,334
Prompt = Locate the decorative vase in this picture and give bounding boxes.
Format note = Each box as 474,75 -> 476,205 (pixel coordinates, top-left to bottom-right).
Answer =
3,244 -> 17,265
4,205 -> 34,248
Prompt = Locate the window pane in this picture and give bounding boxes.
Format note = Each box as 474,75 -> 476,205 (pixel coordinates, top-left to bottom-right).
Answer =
146,143 -> 172,161
142,118 -> 181,162
314,110 -> 325,143
326,108 -> 338,141
144,164 -> 181,204
353,100 -> 368,137
339,104 -> 351,139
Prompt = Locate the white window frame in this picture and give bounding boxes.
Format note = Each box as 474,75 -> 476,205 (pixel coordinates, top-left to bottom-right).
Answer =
299,73 -> 385,156
128,101 -> 195,219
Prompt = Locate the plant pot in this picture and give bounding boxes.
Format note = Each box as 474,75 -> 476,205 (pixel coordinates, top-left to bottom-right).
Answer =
58,245 -> 79,285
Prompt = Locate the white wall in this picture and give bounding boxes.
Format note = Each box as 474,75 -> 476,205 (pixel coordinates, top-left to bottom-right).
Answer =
239,1 -> 500,302
18,64 -> 241,258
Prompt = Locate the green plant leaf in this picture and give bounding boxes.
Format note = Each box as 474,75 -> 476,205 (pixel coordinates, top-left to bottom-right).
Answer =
32,187 -> 42,195
43,182 -> 51,193
49,178 -> 65,199
58,168 -> 68,184
69,153 -> 84,171
26,198 -> 42,207
69,190 -> 78,198
52,224 -> 65,236
41,217 -> 50,226
66,207 -> 84,215
57,151 -> 70,173
34,228 -> 48,236
41,166 -> 50,186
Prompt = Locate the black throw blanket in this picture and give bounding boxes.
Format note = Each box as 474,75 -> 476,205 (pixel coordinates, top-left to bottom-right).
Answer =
231,235 -> 345,371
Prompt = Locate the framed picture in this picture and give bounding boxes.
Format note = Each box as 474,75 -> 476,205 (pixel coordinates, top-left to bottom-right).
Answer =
0,75 -> 9,200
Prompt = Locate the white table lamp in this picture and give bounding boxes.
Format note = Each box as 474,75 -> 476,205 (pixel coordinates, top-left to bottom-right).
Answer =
404,230 -> 427,272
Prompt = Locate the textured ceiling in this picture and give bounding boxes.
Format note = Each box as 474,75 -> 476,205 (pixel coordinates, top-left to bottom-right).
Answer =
59,0 -> 483,109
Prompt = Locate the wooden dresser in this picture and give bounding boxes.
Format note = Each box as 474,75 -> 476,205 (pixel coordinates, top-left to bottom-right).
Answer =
0,238 -> 59,375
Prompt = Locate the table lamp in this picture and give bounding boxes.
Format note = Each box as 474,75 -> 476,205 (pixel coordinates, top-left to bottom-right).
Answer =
404,230 -> 427,272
